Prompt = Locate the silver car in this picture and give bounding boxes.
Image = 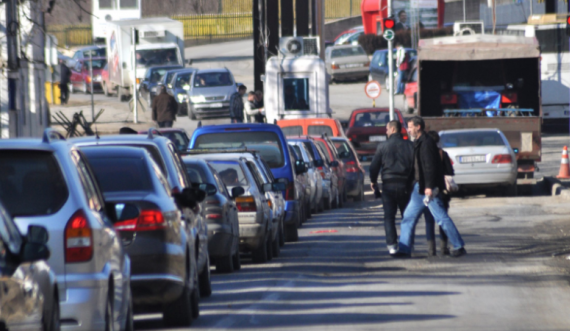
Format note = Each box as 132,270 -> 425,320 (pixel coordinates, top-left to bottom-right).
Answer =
288,141 -> 323,215
325,45 -> 370,82
439,129 -> 518,195
0,129 -> 132,331
187,68 -> 238,120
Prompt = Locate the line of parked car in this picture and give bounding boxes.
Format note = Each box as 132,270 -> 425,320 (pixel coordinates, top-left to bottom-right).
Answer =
0,117 -> 366,330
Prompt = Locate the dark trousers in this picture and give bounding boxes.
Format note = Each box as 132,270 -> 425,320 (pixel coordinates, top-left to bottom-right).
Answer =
381,182 -> 410,246
158,121 -> 173,128
60,83 -> 69,104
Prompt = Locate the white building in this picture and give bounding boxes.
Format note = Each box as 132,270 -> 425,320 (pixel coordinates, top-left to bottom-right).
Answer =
0,0 -> 49,138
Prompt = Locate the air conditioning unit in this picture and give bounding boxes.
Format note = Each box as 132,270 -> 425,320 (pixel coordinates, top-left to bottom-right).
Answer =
140,29 -> 166,38
453,21 -> 484,36
279,37 -> 320,57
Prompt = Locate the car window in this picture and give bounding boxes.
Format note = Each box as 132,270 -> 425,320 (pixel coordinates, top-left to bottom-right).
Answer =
167,143 -> 189,187
331,46 -> 366,58
194,132 -> 285,168
302,142 -> 317,160
258,158 -> 276,181
184,164 -> 206,184
73,51 -> 81,60
291,145 -> 304,162
87,156 -> 153,193
308,125 -> 333,136
84,60 -> 106,70
73,151 -> 104,212
193,72 -> 233,87
0,150 -> 69,217
315,142 -> 331,162
136,48 -> 179,67
246,161 -> 267,190
379,52 -> 387,66
209,161 -> 249,188
150,159 -> 171,196
175,73 -> 192,89
353,112 -> 390,128
161,131 -> 189,152
372,52 -> 381,66
333,141 -> 353,160
441,131 -> 506,148
283,78 -> 310,111
280,126 -> 303,136
209,165 -> 230,197
83,48 -> 105,58
0,204 -> 22,255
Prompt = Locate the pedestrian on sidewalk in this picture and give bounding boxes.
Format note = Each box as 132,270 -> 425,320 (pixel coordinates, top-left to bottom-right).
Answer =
395,43 -> 409,94
229,84 -> 247,123
394,116 -> 466,258
369,120 -> 414,255
151,86 -> 177,128
59,59 -> 71,105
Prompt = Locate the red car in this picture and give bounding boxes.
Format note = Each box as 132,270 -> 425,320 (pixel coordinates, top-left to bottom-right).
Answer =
403,65 -> 418,114
69,57 -> 107,94
345,108 -> 408,160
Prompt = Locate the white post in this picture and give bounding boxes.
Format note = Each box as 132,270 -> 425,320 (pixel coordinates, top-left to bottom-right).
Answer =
388,0 -> 395,120
89,51 -> 94,121
132,27 -> 138,124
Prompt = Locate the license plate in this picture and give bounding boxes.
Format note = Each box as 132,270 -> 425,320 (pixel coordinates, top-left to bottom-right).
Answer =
369,135 -> 386,142
459,155 -> 486,163
209,103 -> 223,108
340,63 -> 364,69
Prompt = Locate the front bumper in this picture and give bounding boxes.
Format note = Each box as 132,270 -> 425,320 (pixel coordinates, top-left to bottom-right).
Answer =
207,223 -> 234,258
330,69 -> 369,80
190,102 -> 231,118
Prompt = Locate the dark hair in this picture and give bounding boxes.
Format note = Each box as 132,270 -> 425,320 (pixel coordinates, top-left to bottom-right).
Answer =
119,127 -> 138,134
387,120 -> 401,132
407,116 -> 425,131
255,90 -> 263,97
427,130 -> 440,143
248,91 -> 256,96
238,85 -> 247,91
398,10 -> 406,17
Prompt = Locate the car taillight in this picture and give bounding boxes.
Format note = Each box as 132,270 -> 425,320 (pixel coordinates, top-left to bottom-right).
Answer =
65,210 -> 93,263
364,61 -> 370,67
206,214 -> 222,220
492,154 -> 512,164
206,199 -> 220,205
267,199 -> 272,208
345,160 -> 359,173
501,92 -> 518,104
236,196 -> 257,212
114,210 -> 166,232
86,76 -> 92,83
284,182 -> 295,201
440,93 -> 458,105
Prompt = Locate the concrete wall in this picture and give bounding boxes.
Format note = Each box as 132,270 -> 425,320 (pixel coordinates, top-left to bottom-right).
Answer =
323,16 -> 363,41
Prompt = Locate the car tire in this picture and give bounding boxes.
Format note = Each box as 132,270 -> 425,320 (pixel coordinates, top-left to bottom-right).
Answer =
252,233 -> 268,263
278,220 -> 285,247
104,291 -> 114,331
45,295 -> 60,331
266,233 -> 273,261
324,196 -> 331,210
191,282 -> 200,319
199,258 -> 212,297
215,254 -> 234,273
122,290 -> 134,331
318,197 -> 324,212
163,277 -> 193,326
272,227 -> 281,257
305,201 -> 312,219
232,250 -> 241,271
284,224 -> 299,242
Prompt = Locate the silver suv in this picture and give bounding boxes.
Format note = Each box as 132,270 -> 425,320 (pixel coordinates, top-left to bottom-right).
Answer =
0,129 -> 133,331
187,68 -> 238,120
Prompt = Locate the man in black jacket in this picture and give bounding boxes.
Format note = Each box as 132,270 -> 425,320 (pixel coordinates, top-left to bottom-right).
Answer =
395,116 -> 466,258
370,120 -> 414,255
59,59 -> 71,105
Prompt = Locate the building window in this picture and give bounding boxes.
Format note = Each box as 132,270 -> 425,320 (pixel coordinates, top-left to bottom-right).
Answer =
99,0 -> 115,9
283,78 -> 310,111
120,0 -> 138,9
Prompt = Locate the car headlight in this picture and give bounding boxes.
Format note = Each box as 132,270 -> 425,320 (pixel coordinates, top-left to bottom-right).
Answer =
177,93 -> 188,103
190,95 -> 206,103
93,75 -> 102,82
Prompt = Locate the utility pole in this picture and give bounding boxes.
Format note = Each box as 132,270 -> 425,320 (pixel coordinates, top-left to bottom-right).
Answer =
388,0 -> 395,121
132,27 -> 138,124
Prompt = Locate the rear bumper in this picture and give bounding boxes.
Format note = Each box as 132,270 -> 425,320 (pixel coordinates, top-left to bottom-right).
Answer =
345,174 -> 362,195
60,286 -> 107,331
238,223 -> 265,250
130,275 -> 185,309
455,168 -> 517,186
207,223 -> 234,258
330,69 -> 369,80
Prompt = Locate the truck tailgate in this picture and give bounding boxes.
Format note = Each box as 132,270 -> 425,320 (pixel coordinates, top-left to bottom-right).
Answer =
423,117 -> 541,162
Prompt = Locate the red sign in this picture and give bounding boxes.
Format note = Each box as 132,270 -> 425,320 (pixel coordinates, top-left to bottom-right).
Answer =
365,81 -> 382,99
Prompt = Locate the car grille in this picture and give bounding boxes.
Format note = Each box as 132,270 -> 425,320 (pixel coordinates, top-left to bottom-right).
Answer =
205,96 -> 225,101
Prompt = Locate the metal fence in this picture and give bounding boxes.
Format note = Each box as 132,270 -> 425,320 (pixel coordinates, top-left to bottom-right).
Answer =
47,25 -> 92,47
173,13 -> 253,41
324,0 -> 362,20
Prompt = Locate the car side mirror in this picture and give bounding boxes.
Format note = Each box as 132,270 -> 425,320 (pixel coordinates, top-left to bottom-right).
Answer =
295,160 -> 307,174
314,159 -> 324,167
20,242 -> 50,262
26,225 -> 49,244
272,182 -> 286,192
199,183 -> 217,196
231,186 -> 245,198
329,160 -> 339,167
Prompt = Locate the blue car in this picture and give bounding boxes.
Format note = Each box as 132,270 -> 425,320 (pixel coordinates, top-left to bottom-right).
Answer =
369,48 -> 417,86
168,68 -> 197,116
139,65 -> 183,105
189,123 -> 304,242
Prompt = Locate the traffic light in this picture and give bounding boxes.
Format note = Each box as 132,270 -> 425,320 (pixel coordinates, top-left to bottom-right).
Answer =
382,17 -> 395,33
566,16 -> 570,36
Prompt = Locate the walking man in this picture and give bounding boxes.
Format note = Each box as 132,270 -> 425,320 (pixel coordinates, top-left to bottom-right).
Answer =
229,84 -> 247,123
395,116 -> 466,258
369,120 -> 414,255
395,43 -> 408,94
151,86 -> 177,128
59,59 -> 71,105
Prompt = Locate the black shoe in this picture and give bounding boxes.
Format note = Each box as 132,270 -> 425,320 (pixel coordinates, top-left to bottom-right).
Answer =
391,251 -> 411,258
450,247 -> 467,258
427,240 -> 436,257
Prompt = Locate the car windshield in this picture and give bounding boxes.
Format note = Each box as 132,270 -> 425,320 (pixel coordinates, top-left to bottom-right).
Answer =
441,131 -> 506,148
183,164 -> 206,184
193,72 -> 233,88
209,161 -> 248,188
331,46 -> 365,58
149,69 -> 171,83
87,157 -> 153,192
280,126 -> 303,136
353,112 -> 391,127
0,151 -> 68,217
194,132 -> 285,168
83,48 -> 106,57
175,73 -> 192,89
136,48 -> 179,67
84,60 -> 107,70
165,71 -> 179,85
308,125 -> 333,136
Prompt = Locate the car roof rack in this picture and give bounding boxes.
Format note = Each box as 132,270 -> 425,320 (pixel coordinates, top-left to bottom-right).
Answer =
42,128 -> 65,143
147,128 -> 163,139
182,147 -> 256,156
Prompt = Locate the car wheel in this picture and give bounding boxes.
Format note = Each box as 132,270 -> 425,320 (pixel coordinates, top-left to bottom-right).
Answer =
252,233 -> 268,263
163,276 -> 193,326
324,195 -> 331,210
215,254 -> 234,273
284,224 -> 299,242
278,220 -> 285,247
45,295 -> 60,331
305,201 -> 312,219
232,250 -> 241,270
272,227 -> 281,257
191,285 -> 200,319
104,291 -> 114,331
266,232 -> 273,261
198,258 -> 212,297
318,197 -> 324,212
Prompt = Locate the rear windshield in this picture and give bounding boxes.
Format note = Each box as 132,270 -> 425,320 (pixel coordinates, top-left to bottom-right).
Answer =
331,46 -> 366,58
308,125 -> 333,136
193,72 -> 233,88
0,151 -> 68,217
88,157 -> 153,193
184,163 -> 206,184
333,141 -> 354,160
441,131 -> 505,148
209,161 -> 249,188
122,144 -> 167,175
194,132 -> 285,168
353,112 -> 391,128
280,126 -> 303,136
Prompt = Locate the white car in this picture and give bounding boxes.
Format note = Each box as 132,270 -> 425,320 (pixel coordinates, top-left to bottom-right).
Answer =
439,128 -> 518,195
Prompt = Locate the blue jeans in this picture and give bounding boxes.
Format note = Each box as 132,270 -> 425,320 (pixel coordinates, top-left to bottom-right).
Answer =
396,69 -> 407,94
399,183 -> 464,254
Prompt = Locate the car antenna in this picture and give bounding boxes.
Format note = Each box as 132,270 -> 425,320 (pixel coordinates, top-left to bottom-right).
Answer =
198,120 -> 202,128
95,126 -> 100,140
273,119 -> 277,125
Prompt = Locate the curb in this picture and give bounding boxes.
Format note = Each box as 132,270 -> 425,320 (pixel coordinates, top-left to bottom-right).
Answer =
543,176 -> 570,198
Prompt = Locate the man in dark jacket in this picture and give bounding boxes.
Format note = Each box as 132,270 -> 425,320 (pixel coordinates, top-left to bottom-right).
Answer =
395,116 -> 466,258
59,59 -> 72,105
229,84 -> 246,123
369,120 -> 414,255
151,86 -> 177,128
